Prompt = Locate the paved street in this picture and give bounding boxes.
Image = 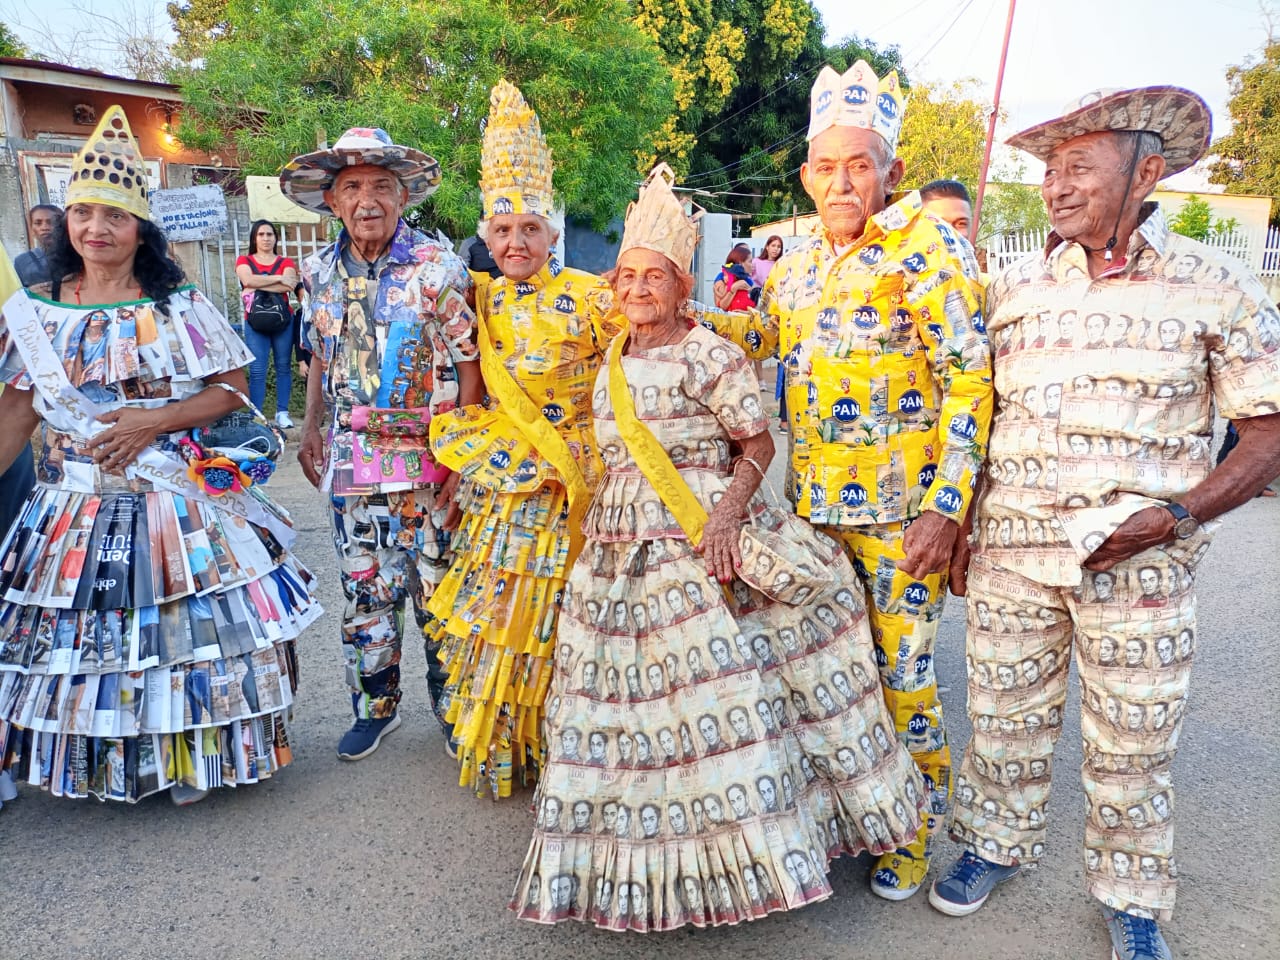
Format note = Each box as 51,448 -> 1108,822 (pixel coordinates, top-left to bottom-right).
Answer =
2,433 -> 1277,960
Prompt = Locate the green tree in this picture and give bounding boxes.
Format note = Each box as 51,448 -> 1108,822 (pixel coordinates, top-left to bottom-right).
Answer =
168,0 -> 233,62
174,0 -> 671,238
976,181 -> 1050,244
897,80 -> 989,192
1208,39 -> 1280,224
1167,194 -> 1241,241
0,22 -> 28,57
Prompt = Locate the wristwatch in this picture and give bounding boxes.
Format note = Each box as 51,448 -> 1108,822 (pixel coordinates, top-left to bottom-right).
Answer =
1162,502 -> 1198,540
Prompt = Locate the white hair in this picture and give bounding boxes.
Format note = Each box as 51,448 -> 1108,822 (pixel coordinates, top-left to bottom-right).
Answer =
476,209 -> 564,244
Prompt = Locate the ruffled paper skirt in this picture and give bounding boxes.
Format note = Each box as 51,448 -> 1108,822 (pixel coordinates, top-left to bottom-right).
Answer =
0,484 -> 321,802
425,477 -> 573,799
510,531 -> 927,931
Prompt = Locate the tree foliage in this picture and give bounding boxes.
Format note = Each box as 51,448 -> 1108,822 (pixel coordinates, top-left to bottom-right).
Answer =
168,0 -> 233,62
174,0 -> 672,238
1208,39 -> 1280,223
1166,194 -> 1240,241
976,181 -> 1050,243
897,80 -> 989,193
0,22 -> 28,57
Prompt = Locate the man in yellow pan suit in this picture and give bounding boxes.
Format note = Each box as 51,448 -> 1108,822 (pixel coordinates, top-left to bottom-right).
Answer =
706,61 -> 993,900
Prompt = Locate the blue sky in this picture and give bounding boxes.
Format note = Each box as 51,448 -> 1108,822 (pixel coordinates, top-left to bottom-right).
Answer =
814,0 -> 1275,189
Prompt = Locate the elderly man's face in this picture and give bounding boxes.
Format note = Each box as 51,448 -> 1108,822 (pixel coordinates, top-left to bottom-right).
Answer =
488,213 -> 552,282
1041,131 -> 1162,250
324,165 -> 408,252
801,126 -> 902,243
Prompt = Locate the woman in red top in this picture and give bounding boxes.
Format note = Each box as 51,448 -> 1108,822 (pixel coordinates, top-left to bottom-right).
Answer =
235,220 -> 299,428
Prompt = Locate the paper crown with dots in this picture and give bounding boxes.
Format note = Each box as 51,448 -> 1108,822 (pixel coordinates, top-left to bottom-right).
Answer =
618,163 -> 702,273
66,105 -> 150,221
480,79 -> 555,221
807,60 -> 907,152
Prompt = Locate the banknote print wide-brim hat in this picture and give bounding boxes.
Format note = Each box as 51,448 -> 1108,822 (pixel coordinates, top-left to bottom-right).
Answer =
1006,86 -> 1211,178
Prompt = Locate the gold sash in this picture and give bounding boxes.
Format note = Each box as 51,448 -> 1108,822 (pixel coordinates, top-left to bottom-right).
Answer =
475,311 -> 591,553
606,336 -> 709,547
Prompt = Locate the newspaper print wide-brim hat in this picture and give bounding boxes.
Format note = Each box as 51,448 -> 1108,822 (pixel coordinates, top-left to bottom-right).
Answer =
279,127 -> 441,215
1006,86 -> 1212,179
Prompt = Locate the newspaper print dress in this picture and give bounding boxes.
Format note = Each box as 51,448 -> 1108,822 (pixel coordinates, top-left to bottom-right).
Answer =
512,324 -> 926,930
0,287 -> 321,802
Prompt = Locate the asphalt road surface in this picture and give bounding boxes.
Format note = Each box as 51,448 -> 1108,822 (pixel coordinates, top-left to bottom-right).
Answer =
2,430 -> 1276,960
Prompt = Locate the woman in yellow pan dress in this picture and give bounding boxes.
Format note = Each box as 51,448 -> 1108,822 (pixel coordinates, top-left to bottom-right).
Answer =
427,80 -> 619,798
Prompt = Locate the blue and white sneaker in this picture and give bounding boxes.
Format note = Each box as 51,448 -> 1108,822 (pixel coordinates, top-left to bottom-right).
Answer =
928,850 -> 1021,916
1105,909 -> 1172,960
337,712 -> 402,761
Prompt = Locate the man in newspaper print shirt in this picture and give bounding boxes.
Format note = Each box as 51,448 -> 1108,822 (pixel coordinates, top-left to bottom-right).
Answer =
281,128 -> 481,761
926,86 -> 1280,960
705,61 -> 993,901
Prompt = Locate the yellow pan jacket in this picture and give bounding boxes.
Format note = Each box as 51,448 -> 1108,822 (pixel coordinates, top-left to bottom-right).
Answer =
706,192 -> 994,526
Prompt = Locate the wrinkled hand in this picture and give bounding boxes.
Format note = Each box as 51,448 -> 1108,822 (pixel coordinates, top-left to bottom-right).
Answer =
297,425 -> 325,489
433,470 -> 462,531
896,510 -> 960,580
948,529 -> 973,596
1083,507 -> 1174,572
92,407 -> 166,474
694,502 -> 743,584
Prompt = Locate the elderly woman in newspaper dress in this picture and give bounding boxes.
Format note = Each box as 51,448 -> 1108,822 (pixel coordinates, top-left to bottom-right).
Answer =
426,81 -> 619,798
511,166 -> 927,930
0,107 -> 319,806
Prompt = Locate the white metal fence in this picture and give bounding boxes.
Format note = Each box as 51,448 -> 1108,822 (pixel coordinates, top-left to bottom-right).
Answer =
980,223 -> 1280,278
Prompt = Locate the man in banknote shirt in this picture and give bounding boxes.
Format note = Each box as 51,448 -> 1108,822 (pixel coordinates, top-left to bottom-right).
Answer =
928,86 -> 1280,960
706,61 -> 993,901
281,128 -> 481,761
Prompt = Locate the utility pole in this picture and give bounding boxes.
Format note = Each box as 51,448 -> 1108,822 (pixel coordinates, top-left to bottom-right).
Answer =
971,0 -> 1017,245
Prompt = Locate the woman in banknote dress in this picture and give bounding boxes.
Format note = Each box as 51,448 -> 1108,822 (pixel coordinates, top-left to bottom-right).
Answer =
510,166 -> 928,930
0,107 -> 319,806
426,81 -> 620,799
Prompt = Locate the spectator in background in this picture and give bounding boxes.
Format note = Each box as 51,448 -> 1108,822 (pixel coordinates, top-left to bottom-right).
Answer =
753,234 -> 784,287
713,243 -> 759,311
235,220 -> 299,429
14,204 -> 61,287
920,179 -> 973,237
458,231 -> 503,279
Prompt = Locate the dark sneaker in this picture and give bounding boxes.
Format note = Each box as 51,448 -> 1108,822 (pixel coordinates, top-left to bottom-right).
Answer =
928,850 -> 1021,917
1105,909 -> 1172,960
337,712 -> 402,761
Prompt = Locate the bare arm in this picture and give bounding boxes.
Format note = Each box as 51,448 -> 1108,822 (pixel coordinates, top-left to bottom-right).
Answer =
1085,412 -> 1280,571
697,429 -> 776,582
0,386 -> 38,477
91,370 -> 248,473
235,263 -> 296,294
298,353 -> 328,488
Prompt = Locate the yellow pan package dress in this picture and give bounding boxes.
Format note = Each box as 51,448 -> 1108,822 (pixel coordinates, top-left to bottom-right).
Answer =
511,323 -> 927,930
426,74 -> 620,799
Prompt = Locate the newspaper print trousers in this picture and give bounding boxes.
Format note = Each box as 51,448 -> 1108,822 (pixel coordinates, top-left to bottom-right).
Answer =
330,487 -> 449,719
950,550 -> 1195,921
824,521 -> 951,851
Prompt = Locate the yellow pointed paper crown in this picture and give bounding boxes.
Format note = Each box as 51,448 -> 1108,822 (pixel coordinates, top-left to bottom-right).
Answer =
807,61 -> 907,152
618,164 -> 702,273
480,80 -> 554,220
66,105 -> 150,221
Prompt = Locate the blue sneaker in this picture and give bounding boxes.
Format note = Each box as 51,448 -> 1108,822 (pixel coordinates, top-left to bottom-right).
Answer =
337,712 -> 402,761
1105,909 -> 1172,960
928,850 -> 1021,916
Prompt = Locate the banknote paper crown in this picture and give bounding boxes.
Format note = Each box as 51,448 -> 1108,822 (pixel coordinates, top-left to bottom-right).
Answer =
618,164 -> 702,273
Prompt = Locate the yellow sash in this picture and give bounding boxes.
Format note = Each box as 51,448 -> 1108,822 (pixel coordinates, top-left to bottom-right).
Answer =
475,310 -> 591,553
606,336 -> 709,547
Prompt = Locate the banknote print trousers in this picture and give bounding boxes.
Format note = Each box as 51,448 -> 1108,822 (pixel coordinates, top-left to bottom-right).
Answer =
949,549 -> 1195,920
